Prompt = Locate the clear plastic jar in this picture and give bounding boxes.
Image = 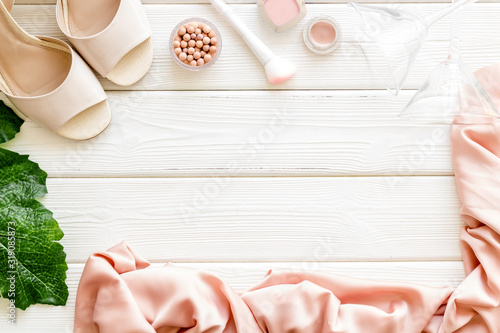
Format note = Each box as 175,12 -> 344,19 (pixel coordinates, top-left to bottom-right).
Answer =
169,18 -> 222,71
303,16 -> 342,55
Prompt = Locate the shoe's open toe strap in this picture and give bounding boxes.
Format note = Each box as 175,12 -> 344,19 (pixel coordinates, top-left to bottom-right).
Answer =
1,0 -> 14,12
56,0 -> 151,78
6,38 -> 107,133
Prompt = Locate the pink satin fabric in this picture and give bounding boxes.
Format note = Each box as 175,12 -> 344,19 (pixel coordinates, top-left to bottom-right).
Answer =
74,65 -> 500,333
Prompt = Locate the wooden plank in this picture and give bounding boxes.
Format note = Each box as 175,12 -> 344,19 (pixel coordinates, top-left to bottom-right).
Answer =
9,4 -> 500,91
3,90 -> 454,178
14,0 -> 500,5
35,177 -> 464,262
0,261 -> 465,332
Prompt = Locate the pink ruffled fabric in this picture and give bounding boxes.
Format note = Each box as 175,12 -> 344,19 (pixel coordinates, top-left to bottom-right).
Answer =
74,65 -> 500,333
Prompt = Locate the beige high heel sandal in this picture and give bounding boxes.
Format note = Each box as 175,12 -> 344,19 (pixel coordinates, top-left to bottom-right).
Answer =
0,0 -> 111,140
56,0 -> 153,87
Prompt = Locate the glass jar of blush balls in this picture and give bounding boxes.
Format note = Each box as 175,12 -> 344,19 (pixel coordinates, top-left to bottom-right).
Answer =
170,18 -> 222,71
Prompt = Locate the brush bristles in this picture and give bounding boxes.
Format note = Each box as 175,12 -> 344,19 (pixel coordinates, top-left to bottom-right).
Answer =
264,57 -> 296,84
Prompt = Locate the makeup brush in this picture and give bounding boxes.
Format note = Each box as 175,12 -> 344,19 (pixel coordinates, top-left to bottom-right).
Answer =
209,0 -> 296,84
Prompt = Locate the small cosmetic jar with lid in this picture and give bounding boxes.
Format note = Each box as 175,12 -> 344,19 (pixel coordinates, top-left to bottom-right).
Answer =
170,18 -> 222,71
303,16 -> 342,55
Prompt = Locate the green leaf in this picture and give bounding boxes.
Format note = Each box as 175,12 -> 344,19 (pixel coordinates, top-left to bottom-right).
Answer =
0,101 -> 23,144
0,102 -> 68,310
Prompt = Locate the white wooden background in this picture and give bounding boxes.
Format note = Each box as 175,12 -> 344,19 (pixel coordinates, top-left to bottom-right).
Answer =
1,0 -> 499,331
